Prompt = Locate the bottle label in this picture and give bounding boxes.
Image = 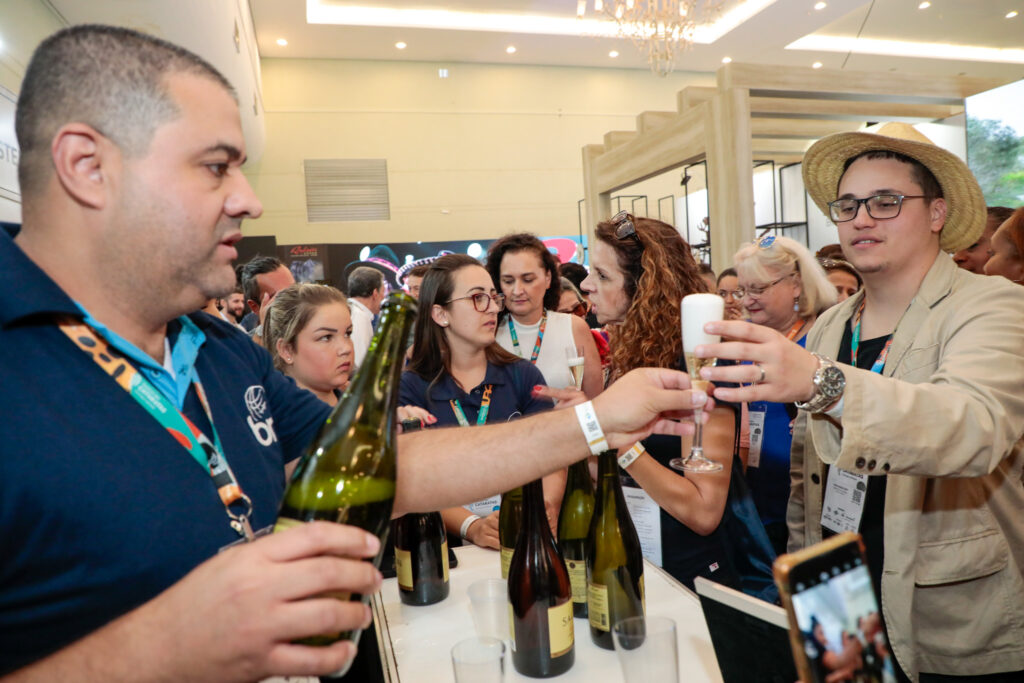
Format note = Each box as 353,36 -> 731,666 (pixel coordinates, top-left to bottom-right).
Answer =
566,559 -> 587,604
500,546 -> 514,579
640,574 -> 646,612
508,603 -> 517,651
272,517 -> 303,533
588,581 -> 610,632
548,601 -> 575,658
395,548 -> 413,590
441,540 -> 450,583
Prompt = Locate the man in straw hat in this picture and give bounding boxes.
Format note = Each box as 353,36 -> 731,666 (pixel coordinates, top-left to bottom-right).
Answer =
699,122 -> 1024,681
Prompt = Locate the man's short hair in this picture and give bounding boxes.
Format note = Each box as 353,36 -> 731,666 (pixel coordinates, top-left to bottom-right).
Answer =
16,24 -> 234,197
841,150 -> 943,200
406,264 -> 430,280
348,266 -> 384,298
241,256 -> 285,304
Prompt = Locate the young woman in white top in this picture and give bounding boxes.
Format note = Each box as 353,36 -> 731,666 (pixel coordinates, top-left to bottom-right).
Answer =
486,233 -> 602,398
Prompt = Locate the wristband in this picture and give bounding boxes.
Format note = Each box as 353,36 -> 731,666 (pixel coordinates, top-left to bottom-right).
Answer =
617,442 -> 646,469
460,514 -> 482,539
575,400 -> 610,456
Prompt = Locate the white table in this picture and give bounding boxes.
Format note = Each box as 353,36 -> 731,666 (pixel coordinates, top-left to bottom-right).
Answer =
370,545 -> 724,682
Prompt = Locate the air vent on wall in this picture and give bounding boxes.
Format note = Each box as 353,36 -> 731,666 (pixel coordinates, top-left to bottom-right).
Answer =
303,158 -> 390,222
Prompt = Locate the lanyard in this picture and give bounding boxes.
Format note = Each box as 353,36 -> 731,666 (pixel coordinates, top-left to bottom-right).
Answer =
850,299 -> 893,374
58,318 -> 255,539
785,318 -> 807,342
450,384 -> 494,427
507,313 -> 547,364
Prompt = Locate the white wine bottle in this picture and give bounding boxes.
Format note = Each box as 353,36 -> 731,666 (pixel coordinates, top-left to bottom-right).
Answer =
586,449 -> 644,650
273,292 -> 416,662
508,478 -> 575,678
499,485 -> 523,579
557,458 -> 594,619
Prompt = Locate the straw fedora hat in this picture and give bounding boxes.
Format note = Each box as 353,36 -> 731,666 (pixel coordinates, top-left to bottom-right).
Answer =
802,122 -> 986,253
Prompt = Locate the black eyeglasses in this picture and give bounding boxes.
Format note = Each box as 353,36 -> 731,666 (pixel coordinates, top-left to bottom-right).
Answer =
445,292 -> 506,312
827,194 -> 929,223
612,210 -> 639,243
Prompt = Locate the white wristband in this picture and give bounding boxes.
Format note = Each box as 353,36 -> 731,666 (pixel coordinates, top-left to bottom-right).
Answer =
617,442 -> 646,469
575,400 -> 610,456
460,514 -> 482,539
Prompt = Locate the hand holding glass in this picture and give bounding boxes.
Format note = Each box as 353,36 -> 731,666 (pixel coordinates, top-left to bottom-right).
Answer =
670,294 -> 723,473
566,345 -> 585,390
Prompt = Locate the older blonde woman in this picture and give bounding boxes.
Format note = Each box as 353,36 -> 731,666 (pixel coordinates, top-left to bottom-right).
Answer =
733,234 -> 835,554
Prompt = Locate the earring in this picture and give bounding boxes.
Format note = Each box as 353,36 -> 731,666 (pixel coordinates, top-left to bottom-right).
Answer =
793,298 -> 800,312
283,355 -> 293,364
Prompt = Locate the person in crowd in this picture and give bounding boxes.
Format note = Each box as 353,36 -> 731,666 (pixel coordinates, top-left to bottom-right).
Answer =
399,254 -> 554,549
262,283 -> 355,405
716,267 -> 744,321
219,285 -> 246,325
487,233 -> 602,398
819,257 -> 862,304
239,255 -> 294,332
559,260 -> 601,328
815,243 -> 845,261
403,263 -> 429,299
0,24 -> 707,680
732,234 -> 835,555
953,205 -> 1014,274
983,206 -> 1024,285
346,265 -> 385,367
698,262 -> 717,292
558,276 -> 610,368
701,123 -> 1024,681
574,212 -> 742,590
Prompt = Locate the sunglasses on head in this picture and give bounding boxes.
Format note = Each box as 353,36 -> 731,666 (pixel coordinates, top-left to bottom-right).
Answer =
612,210 -> 639,243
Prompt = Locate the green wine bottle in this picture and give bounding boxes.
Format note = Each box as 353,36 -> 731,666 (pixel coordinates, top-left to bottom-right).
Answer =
586,449 -> 644,650
393,511 -> 450,606
499,486 -> 523,579
508,478 -> 575,678
273,292 -> 417,667
557,458 -> 595,619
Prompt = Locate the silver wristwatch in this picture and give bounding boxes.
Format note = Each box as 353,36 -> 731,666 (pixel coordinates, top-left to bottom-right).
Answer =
794,353 -> 845,413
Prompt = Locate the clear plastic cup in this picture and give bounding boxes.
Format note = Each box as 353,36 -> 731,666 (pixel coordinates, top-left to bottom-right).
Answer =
612,615 -> 679,683
467,578 -> 510,641
451,636 -> 506,683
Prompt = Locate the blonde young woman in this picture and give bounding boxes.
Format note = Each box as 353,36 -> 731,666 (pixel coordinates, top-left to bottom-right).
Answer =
733,234 -> 836,554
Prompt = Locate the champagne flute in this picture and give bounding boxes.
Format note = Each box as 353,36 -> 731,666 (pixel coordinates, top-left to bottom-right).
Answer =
566,345 -> 585,390
670,293 -> 724,473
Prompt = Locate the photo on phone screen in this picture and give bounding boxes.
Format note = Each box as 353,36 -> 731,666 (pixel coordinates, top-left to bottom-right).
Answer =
788,548 -> 896,683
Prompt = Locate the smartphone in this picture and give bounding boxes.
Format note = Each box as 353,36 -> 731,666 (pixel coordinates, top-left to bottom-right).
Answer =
773,533 -> 896,683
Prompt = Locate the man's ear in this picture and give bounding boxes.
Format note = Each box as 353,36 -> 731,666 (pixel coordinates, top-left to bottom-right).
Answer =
247,299 -> 259,314
50,123 -> 115,210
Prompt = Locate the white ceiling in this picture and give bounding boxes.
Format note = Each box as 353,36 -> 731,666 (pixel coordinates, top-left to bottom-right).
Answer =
251,0 -> 1024,80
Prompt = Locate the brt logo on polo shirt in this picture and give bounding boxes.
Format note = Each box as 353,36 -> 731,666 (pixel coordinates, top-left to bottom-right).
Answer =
244,385 -> 278,447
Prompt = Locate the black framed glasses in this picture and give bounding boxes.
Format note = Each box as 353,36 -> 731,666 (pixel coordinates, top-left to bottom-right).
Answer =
735,272 -> 793,300
612,210 -> 639,243
446,292 -> 506,312
827,194 -> 928,223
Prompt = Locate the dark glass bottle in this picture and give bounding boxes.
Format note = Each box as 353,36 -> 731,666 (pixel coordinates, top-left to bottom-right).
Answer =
586,449 -> 645,650
273,292 -> 417,672
499,485 -> 523,579
557,458 -> 595,619
393,510 -> 450,606
508,478 -> 575,678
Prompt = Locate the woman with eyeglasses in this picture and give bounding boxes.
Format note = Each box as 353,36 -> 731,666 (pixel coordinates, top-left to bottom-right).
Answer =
487,233 -> 603,399
399,254 -> 554,550
716,267 -> 745,321
570,213 -> 744,591
733,234 -> 836,555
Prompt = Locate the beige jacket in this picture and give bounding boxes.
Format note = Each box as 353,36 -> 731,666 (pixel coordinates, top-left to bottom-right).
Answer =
787,254 -> 1024,680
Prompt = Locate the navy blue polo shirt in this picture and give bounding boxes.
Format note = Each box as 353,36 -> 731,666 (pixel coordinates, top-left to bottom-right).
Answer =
0,229 -> 332,673
399,360 -> 551,428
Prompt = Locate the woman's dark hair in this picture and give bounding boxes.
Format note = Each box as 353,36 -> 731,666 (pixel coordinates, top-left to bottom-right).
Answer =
407,254 -> 519,394
485,233 -> 561,320
716,267 -> 737,285
595,215 -> 708,379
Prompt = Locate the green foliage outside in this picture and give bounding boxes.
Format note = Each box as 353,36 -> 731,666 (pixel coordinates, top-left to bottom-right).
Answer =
967,117 -> 1024,207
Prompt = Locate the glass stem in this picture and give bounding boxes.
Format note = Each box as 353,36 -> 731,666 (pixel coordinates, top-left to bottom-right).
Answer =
690,405 -> 704,457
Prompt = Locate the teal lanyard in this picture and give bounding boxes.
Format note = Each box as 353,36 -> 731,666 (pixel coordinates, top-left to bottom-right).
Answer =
507,313 -> 547,364
450,384 -> 493,427
851,299 -> 893,374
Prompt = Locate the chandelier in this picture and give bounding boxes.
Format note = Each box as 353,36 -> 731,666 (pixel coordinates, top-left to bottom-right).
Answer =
578,1 -> 726,77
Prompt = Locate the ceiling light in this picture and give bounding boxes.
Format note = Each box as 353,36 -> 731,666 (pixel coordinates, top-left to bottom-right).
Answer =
722,56 -> 732,63
1007,10 -> 1019,18
609,50 -> 620,57
918,1 -> 930,8
395,41 -> 407,49
506,45 -> 517,54
276,38 -> 288,46
814,2 -> 827,9
787,34 -> 1024,64
812,61 -> 823,68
